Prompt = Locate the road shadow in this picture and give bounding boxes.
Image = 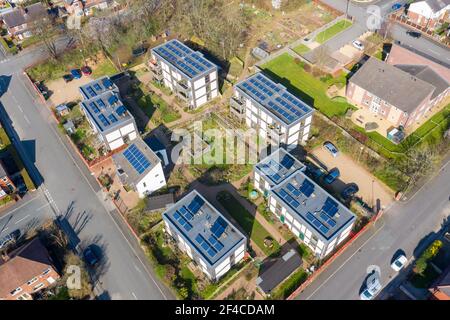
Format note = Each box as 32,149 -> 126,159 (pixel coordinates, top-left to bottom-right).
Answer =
0,75 -> 12,98
0,101 -> 44,188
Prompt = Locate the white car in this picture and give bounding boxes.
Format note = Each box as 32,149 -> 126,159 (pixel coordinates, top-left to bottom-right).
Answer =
352,40 -> 365,51
360,272 -> 382,300
391,255 -> 408,271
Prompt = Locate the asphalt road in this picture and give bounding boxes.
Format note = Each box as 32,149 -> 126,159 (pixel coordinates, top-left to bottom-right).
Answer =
315,0 -> 450,66
0,41 -> 174,300
296,159 -> 450,300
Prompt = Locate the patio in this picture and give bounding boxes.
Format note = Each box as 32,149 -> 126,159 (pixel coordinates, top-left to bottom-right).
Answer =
350,107 -> 394,137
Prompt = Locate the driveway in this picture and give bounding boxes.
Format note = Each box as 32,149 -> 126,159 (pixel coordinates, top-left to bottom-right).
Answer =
310,146 -> 394,209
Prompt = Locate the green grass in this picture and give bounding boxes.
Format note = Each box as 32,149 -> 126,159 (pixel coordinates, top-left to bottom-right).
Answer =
270,268 -> 308,299
135,85 -> 180,124
217,191 -> 281,257
315,20 -> 352,44
292,44 -> 310,55
0,37 -> 17,54
91,59 -> 118,78
261,53 -> 354,118
20,36 -> 40,49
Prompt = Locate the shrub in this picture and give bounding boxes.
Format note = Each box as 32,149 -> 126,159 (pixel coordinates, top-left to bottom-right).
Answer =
415,240 -> 443,274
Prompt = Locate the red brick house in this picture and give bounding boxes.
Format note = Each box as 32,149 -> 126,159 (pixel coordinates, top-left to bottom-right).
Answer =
0,3 -> 47,40
64,0 -> 113,16
407,0 -> 450,31
346,57 -> 449,128
0,238 -> 60,300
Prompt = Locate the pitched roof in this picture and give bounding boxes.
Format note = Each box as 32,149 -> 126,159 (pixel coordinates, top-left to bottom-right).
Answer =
146,193 -> 175,211
1,3 -> 47,28
0,238 -> 56,298
395,64 -> 449,99
425,0 -> 450,12
349,57 -> 436,113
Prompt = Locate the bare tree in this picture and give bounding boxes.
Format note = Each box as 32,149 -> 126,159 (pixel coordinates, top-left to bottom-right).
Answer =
30,16 -> 61,60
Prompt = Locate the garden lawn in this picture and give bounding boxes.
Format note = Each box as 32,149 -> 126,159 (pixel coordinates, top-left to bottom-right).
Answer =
315,20 -> 352,44
262,53 -> 353,117
217,191 -> 280,257
293,44 -> 310,55
91,59 -> 118,78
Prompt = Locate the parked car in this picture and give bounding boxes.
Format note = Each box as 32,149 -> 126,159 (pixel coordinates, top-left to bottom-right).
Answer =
406,30 -> 421,38
306,164 -> 326,180
352,40 -> 365,51
81,66 -> 92,76
360,272 -> 382,300
70,69 -> 82,79
63,74 -> 73,83
132,46 -> 147,57
34,81 -> 49,100
324,168 -> 340,184
341,183 -> 359,200
391,254 -> 408,271
0,230 -> 20,250
83,245 -> 99,266
323,141 -> 339,158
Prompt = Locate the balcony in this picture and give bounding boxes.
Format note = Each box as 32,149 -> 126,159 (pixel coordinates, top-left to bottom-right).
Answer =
175,80 -> 190,93
147,60 -> 163,80
229,97 -> 245,119
267,124 -> 286,144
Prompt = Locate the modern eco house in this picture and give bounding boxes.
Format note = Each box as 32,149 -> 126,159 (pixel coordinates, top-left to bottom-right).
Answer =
230,72 -> 314,150
254,148 -> 356,258
112,137 -> 166,198
79,77 -> 138,151
148,39 -> 219,109
162,190 -> 247,281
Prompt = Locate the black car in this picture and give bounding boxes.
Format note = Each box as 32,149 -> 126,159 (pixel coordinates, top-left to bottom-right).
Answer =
63,74 -> 73,83
406,30 -> 421,38
83,246 -> 99,266
132,46 -> 147,57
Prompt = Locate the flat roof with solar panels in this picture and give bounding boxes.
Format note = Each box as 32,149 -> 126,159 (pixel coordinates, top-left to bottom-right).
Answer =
112,137 -> 161,186
235,72 -> 314,126
151,39 -> 217,80
255,148 -> 305,187
272,171 -> 355,241
80,90 -> 132,133
79,76 -> 118,100
163,190 -> 246,267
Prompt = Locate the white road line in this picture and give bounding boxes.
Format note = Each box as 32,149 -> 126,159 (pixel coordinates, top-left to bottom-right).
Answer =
305,220 -> 386,300
35,202 -> 51,211
24,114 -> 31,124
0,195 -> 41,220
131,292 -> 138,300
428,49 -> 440,55
14,214 -> 30,225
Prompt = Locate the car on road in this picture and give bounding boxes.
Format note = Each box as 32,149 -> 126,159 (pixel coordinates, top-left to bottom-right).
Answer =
81,66 -> 92,76
360,272 -> 382,300
391,254 -> 408,271
323,141 -> 339,158
324,168 -> 340,184
352,40 -> 365,51
406,30 -> 421,38
83,245 -> 99,266
63,74 -> 73,83
341,183 -> 359,200
70,69 -> 82,79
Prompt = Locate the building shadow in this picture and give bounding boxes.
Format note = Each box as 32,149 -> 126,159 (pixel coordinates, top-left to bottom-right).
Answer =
0,101 -> 44,188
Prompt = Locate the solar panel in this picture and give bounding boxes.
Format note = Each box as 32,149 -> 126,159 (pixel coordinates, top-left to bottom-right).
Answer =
280,155 -> 294,169
300,179 -> 315,197
116,106 -> 126,116
93,83 -> 102,91
108,95 -> 119,106
187,195 -> 205,214
211,217 -> 227,238
306,212 -> 330,235
86,86 -> 96,97
108,114 -> 118,123
123,144 -> 151,174
89,102 -> 100,113
195,234 -> 217,258
98,114 -> 110,127
102,78 -> 113,88
97,99 -> 106,109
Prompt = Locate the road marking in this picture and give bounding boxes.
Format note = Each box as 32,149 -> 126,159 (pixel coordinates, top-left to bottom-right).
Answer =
428,48 -> 440,55
24,114 -> 31,124
0,195 -> 41,220
36,105 -> 169,300
131,292 -> 138,300
305,220 -> 386,300
14,214 -> 30,225
35,202 -> 51,211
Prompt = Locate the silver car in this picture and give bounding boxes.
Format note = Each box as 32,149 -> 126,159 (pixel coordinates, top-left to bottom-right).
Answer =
360,272 -> 382,300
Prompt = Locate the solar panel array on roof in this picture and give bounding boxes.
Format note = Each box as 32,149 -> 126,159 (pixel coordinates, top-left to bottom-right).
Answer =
322,197 -> 339,217
278,188 -> 300,209
259,160 -> 282,184
188,195 -> 205,214
174,210 -> 193,232
211,216 -> 228,238
102,78 -> 113,88
306,212 -> 329,235
299,179 -> 315,197
153,40 -> 215,79
123,144 -> 151,174
237,73 -> 312,125
116,106 -> 126,116
98,114 -> 109,127
195,234 -> 218,258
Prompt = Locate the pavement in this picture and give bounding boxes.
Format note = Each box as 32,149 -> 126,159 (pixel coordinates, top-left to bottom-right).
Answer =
0,39 -> 174,300
295,158 -> 450,300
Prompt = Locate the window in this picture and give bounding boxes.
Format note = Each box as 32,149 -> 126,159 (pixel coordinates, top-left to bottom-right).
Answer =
33,283 -> 44,292
10,287 -> 22,296
27,277 -> 38,285
155,174 -> 159,178
143,182 -> 147,187
17,293 -> 31,300
42,268 -> 51,276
